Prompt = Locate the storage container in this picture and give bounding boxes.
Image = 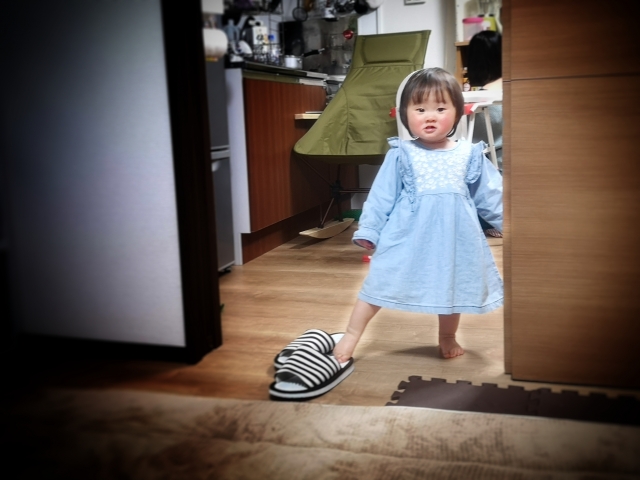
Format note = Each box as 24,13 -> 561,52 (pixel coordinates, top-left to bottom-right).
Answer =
463,17 -> 484,41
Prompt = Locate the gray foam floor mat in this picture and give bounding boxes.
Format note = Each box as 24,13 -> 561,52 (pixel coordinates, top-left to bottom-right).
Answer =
386,376 -> 640,426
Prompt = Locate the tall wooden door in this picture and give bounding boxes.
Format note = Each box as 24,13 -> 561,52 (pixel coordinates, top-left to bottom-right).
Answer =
503,0 -> 640,388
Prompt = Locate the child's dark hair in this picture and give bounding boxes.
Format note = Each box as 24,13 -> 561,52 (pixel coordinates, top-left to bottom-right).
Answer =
399,67 -> 464,138
467,30 -> 502,87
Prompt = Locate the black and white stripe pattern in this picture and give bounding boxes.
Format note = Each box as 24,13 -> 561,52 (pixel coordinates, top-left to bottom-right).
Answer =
269,344 -> 355,400
274,329 -> 337,369
284,329 -> 334,353
275,346 -> 341,388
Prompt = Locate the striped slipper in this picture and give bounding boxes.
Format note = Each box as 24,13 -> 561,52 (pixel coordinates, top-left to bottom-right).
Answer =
273,329 -> 344,370
269,345 -> 354,401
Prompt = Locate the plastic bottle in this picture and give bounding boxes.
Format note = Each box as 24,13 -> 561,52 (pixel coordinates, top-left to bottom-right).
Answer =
268,34 -> 281,66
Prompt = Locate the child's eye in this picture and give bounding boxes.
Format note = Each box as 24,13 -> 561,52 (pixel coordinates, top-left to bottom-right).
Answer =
437,107 -> 446,113
416,107 -> 425,113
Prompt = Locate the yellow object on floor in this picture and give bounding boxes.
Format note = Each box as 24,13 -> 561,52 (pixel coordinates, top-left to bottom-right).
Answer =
299,218 -> 354,239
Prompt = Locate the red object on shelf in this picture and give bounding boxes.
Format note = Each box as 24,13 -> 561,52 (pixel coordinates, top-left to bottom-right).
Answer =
390,106 -> 396,118
343,29 -> 354,40
362,254 -> 371,263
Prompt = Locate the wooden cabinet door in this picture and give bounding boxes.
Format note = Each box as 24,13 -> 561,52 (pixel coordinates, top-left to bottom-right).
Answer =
504,0 -> 640,388
509,75 -> 640,387
243,78 -> 329,232
509,0 -> 640,80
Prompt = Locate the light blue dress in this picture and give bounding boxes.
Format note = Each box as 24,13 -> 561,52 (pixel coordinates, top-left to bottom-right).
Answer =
353,137 -> 503,315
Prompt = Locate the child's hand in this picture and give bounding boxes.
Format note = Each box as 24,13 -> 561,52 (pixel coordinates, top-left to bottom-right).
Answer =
355,239 -> 375,250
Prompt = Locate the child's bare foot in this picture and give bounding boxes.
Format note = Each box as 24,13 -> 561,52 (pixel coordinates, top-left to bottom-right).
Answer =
333,332 -> 358,363
484,228 -> 503,238
439,334 -> 465,358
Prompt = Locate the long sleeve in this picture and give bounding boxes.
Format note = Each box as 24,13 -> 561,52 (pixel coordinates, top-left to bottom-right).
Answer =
352,145 -> 403,248
467,144 -> 503,232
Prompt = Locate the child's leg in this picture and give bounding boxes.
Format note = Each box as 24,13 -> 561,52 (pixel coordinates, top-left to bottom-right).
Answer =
333,299 -> 380,362
438,313 -> 464,358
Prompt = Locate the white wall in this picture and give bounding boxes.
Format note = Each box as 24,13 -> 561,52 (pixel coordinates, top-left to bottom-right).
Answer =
4,1 -> 186,346
375,0 -> 455,71
455,0 -> 502,41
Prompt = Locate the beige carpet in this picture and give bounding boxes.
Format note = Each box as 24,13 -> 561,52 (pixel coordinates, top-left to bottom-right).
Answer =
4,388 -> 640,479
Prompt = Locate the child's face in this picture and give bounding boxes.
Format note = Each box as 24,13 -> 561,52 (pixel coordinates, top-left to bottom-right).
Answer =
407,90 -> 457,148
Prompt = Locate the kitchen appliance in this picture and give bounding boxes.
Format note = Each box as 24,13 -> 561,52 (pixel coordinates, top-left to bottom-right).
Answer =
292,0 -> 308,21
284,55 -> 302,69
280,20 -> 305,57
244,24 -> 269,49
205,59 -> 235,272
283,49 -> 326,69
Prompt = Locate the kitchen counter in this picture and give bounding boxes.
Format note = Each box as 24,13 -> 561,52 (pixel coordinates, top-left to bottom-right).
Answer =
225,66 -> 334,264
243,60 -> 328,79
241,61 -> 328,85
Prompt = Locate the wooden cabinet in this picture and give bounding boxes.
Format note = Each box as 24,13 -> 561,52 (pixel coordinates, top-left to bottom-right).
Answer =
243,77 -> 328,232
508,0 -> 640,80
503,0 -> 640,388
233,73 -> 357,264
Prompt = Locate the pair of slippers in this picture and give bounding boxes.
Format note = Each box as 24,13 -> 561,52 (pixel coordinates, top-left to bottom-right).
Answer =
269,329 -> 354,401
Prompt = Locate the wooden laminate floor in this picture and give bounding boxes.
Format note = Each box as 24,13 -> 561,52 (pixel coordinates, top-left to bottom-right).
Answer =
19,224 -> 640,406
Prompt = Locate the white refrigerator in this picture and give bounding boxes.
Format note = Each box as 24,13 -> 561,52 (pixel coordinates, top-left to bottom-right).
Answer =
205,60 -> 235,272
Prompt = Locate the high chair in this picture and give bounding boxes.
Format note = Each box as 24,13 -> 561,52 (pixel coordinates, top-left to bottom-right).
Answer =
460,90 -> 503,168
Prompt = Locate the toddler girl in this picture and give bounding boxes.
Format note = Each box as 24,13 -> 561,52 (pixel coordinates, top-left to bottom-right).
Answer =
333,67 -> 503,361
